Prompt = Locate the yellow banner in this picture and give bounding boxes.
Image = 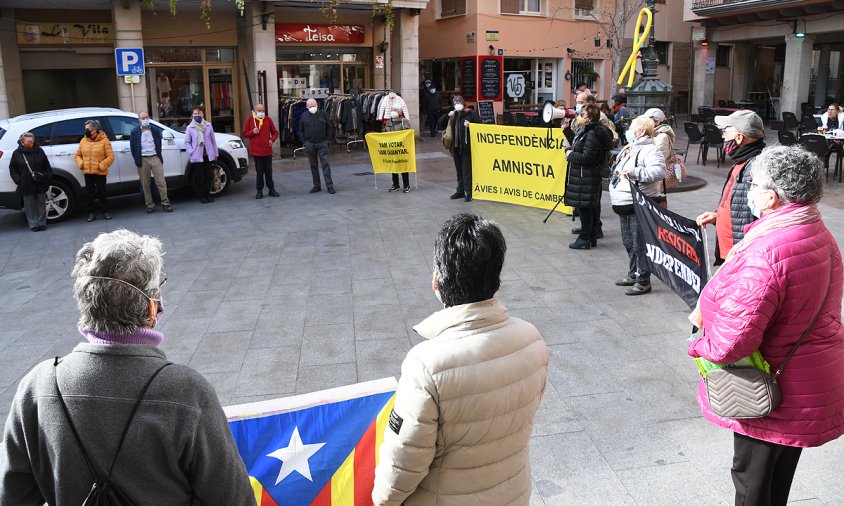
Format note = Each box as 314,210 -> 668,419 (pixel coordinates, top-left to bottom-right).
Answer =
470,123 -> 572,214
365,130 -> 417,174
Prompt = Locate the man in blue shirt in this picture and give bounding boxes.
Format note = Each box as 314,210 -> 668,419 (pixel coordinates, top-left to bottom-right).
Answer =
130,112 -> 172,213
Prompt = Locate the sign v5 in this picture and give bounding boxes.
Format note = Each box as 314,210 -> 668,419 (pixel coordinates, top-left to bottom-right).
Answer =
115,48 -> 145,76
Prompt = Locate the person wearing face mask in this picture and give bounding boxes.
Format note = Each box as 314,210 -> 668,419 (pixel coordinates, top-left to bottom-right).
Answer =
695,110 -> 766,264
0,229 -> 256,505
184,107 -> 219,204
8,132 -> 52,231
421,82 -> 442,138
130,112 -> 172,213
562,103 -> 614,250
383,107 -> 413,192
643,108 -> 675,166
242,103 -> 279,200
377,91 -> 410,124
298,98 -> 335,194
437,96 -> 481,201
75,120 -> 114,222
687,146 -> 844,506
608,116 -> 666,295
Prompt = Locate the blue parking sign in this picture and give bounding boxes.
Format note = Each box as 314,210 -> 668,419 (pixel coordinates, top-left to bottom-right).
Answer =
115,48 -> 145,76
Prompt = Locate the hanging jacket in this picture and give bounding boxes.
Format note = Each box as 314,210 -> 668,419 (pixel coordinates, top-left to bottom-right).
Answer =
9,146 -> 52,195
377,94 -> 410,121
563,120 -> 613,208
74,131 -> 114,176
372,298 -> 548,506
689,210 -> 844,448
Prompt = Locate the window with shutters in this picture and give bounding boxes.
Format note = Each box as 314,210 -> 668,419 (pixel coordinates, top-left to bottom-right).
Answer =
501,0 -> 542,15
574,0 -> 595,18
440,0 -> 466,17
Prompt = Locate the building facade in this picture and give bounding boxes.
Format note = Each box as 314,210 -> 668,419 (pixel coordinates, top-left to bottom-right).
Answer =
0,0 -> 430,142
684,0 -> 844,118
417,0 -> 692,119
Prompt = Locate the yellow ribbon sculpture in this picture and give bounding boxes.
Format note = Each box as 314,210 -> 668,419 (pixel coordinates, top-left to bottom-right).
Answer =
617,7 -> 653,88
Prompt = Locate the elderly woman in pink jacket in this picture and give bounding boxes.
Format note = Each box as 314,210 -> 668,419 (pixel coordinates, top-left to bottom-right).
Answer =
184,107 -> 219,204
688,145 -> 844,506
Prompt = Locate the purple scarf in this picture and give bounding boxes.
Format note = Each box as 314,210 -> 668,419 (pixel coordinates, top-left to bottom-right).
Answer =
81,327 -> 164,347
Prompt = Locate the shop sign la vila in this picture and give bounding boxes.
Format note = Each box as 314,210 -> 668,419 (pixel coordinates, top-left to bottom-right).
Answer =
276,24 -> 365,44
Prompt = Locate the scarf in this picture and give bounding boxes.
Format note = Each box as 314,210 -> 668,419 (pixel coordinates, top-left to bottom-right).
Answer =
728,139 -> 765,163
252,112 -> 264,130
81,327 -> 165,346
689,202 -> 821,327
193,119 -> 207,146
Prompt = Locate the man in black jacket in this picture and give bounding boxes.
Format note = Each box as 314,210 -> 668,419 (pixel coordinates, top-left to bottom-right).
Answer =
298,98 -> 335,194
438,96 -> 481,202
421,81 -> 442,138
130,112 -> 172,213
695,110 -> 765,264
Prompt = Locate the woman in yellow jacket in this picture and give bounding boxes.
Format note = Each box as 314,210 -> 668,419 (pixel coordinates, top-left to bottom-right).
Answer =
75,120 -> 115,222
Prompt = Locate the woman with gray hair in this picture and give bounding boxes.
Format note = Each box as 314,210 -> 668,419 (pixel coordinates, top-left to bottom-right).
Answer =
0,229 -> 255,505
8,131 -> 52,231
687,146 -> 844,505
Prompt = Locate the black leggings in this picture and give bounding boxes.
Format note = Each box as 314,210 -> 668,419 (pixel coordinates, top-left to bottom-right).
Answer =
83,174 -> 108,212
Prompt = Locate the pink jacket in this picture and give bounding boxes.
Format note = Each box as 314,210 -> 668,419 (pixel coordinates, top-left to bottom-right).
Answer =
688,215 -> 844,448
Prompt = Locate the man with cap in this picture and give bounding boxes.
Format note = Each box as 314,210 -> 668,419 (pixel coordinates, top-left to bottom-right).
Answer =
695,110 -> 766,264
643,108 -> 675,164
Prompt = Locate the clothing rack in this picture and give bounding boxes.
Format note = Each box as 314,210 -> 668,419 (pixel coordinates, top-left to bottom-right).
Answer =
278,95 -> 308,159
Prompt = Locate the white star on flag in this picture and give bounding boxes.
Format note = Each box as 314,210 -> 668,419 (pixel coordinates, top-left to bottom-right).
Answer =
267,426 -> 326,485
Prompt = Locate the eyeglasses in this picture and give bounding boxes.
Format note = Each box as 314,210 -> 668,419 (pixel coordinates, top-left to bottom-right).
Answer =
81,274 -> 165,303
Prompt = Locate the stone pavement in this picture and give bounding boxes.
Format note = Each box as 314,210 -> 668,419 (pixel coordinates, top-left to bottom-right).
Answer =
0,124 -> 842,505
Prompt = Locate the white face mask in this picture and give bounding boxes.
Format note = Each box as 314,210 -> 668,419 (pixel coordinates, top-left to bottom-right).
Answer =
454,103 -> 464,112
308,106 -> 318,114
625,130 -> 637,144
389,92 -> 397,99
390,111 -> 399,119
429,87 -> 436,94
575,103 -> 583,113
256,112 -> 265,119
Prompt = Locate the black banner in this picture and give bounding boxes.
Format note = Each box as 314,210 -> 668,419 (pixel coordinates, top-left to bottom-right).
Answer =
631,185 -> 708,308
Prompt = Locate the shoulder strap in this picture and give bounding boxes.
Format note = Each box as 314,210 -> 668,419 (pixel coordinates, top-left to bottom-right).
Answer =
774,260 -> 834,380
53,360 -> 172,482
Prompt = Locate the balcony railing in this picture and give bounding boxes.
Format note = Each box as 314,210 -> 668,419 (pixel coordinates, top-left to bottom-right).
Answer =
691,0 -> 808,15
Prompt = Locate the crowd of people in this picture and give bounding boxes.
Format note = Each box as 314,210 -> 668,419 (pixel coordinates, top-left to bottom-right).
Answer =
3,91 -> 843,505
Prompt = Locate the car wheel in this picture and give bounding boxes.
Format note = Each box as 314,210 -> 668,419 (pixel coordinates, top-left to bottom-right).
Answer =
209,159 -> 231,196
46,179 -> 75,223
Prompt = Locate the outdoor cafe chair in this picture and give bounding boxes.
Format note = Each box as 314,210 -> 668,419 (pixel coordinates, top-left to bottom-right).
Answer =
769,121 -> 785,131
782,112 -> 801,137
703,124 -> 725,168
690,114 -> 704,124
503,111 -> 514,126
718,99 -> 727,108
727,100 -> 737,108
799,133 -> 829,175
514,113 -> 529,127
802,113 -> 820,136
778,130 -> 798,146
683,122 -> 705,164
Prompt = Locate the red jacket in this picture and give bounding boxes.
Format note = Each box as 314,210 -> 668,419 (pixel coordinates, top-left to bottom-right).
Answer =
688,212 -> 844,448
242,115 -> 278,157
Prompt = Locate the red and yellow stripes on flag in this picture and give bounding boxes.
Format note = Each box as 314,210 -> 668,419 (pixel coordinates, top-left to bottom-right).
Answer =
250,476 -> 279,506
313,394 -> 396,505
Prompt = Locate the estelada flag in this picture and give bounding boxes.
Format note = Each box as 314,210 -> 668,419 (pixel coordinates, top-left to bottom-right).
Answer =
225,378 -> 397,506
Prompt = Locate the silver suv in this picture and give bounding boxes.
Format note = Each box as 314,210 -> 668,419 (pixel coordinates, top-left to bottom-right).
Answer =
0,107 -> 249,222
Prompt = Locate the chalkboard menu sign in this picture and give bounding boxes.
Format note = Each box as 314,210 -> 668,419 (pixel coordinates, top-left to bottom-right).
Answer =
460,57 -> 476,100
479,57 -> 502,101
478,100 -> 496,124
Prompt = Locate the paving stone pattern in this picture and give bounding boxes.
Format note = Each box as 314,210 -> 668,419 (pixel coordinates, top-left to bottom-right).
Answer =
0,125 -> 842,505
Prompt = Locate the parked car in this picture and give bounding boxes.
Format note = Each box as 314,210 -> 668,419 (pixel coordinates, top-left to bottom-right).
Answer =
0,107 -> 249,222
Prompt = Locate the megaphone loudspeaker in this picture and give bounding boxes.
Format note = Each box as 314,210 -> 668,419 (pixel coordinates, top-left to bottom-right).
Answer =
542,100 -> 577,124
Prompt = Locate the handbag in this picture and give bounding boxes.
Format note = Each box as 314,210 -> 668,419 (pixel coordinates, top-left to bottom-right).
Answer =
22,153 -> 46,184
705,262 -> 833,419
442,115 -> 455,150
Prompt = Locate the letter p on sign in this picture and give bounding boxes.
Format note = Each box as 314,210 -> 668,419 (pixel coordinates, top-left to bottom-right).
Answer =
115,48 -> 145,76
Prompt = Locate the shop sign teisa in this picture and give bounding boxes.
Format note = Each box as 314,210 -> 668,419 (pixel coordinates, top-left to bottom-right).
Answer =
276,24 -> 365,44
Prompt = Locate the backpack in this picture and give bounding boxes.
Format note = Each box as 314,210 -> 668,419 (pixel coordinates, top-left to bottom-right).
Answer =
53,359 -> 172,505
442,115 -> 455,150
663,135 -> 686,190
